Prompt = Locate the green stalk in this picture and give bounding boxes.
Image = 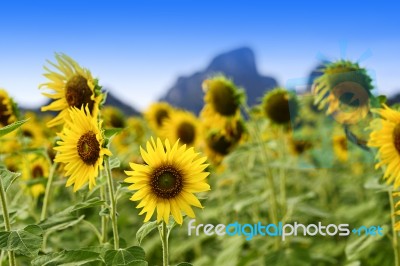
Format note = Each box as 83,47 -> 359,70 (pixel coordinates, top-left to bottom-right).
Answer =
40,162 -> 58,221
105,156 -> 119,249
389,190 -> 400,266
0,179 -> 16,266
160,221 -> 169,266
100,183 -> 108,244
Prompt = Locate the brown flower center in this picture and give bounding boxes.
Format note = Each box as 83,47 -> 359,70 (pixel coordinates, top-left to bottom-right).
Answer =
0,95 -> 12,126
206,133 -> 234,155
393,124 -> 400,154
155,109 -> 169,127
151,165 -> 183,199
265,93 -> 292,124
177,121 -> 196,145
32,165 -> 44,179
77,131 -> 100,165
210,81 -> 238,116
65,75 -> 95,111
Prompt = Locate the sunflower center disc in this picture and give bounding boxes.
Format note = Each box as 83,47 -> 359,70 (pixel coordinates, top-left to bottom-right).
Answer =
151,165 -> 183,199
207,134 -> 232,155
210,82 -> 238,116
265,93 -> 291,124
111,113 -> 125,128
155,109 -> 169,127
32,165 -> 44,179
393,124 -> 400,154
65,75 -> 95,111
77,131 -> 100,165
177,122 -> 195,145
0,95 -> 11,126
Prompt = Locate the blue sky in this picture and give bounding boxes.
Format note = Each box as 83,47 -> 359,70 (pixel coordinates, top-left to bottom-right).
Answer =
0,0 -> 399,110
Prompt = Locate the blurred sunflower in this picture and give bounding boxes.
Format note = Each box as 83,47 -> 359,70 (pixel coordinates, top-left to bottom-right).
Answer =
289,139 -> 312,156
124,138 -> 210,225
262,88 -> 298,126
40,53 -> 103,128
368,105 -> 400,188
54,107 -> 112,191
102,106 -> 126,128
22,155 -> 49,198
21,119 -> 45,148
0,89 -> 17,127
333,135 -> 348,162
126,117 -> 146,141
393,192 -> 400,231
312,60 -> 373,124
144,102 -> 174,135
162,110 -> 200,147
201,75 -> 244,127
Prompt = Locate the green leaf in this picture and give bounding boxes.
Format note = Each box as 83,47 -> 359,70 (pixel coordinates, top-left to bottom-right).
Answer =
31,250 -> 102,266
0,168 -> 21,192
109,157 -> 121,170
104,128 -> 124,139
104,246 -> 147,266
39,215 -> 85,231
176,263 -> 193,266
136,221 -> 158,245
0,118 -> 29,138
66,197 -> 104,213
0,225 -> 43,257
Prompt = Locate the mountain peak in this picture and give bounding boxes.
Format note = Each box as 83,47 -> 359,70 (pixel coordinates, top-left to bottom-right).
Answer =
161,47 -> 277,113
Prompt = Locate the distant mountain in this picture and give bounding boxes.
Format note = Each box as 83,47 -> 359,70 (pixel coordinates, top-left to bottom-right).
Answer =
21,90 -> 140,116
388,92 -> 400,105
160,47 -> 278,114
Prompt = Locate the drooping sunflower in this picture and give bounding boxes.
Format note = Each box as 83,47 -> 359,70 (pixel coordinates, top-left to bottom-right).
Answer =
144,102 -> 174,135
312,60 -> 373,124
0,89 -> 17,127
124,138 -> 210,225
162,110 -> 200,147
40,53 -> 103,128
368,105 -> 400,188
54,106 -> 112,191
22,155 -> 49,198
201,75 -> 244,127
262,88 -> 298,126
333,135 -> 348,162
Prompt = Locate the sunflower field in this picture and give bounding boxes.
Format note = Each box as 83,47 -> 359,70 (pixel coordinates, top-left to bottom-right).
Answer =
0,53 -> 399,266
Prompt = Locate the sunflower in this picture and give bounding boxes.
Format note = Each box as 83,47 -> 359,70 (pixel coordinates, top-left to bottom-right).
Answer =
124,138 -> 210,225
40,53 -> 103,128
102,106 -> 126,128
312,60 -> 373,124
54,106 -> 112,191
262,88 -> 298,126
162,110 -> 200,147
368,105 -> 400,188
0,89 -> 17,127
393,192 -> 400,231
333,135 -> 348,162
21,118 -> 45,148
22,155 -> 49,198
144,102 -> 174,135
200,75 -> 244,127
289,139 -> 312,156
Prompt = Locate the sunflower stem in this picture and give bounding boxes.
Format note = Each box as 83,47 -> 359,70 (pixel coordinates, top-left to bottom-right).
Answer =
160,221 -> 169,266
389,189 -> 400,266
40,161 -> 58,221
0,175 -> 16,266
100,181 -> 108,244
105,156 -> 119,249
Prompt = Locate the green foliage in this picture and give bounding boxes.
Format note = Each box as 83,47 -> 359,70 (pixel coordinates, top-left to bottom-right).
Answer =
0,118 -> 29,138
0,225 -> 43,257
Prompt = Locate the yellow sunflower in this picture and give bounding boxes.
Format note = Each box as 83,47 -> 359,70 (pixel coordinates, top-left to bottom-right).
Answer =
200,75 -> 244,128
0,89 -> 17,127
40,53 -> 103,128
262,88 -> 298,126
144,102 -> 174,135
368,104 -> 400,188
393,192 -> 400,231
312,60 -> 373,124
124,138 -> 210,225
22,155 -> 49,198
21,118 -> 45,148
102,106 -> 126,128
333,135 -> 348,162
54,106 -> 112,191
162,110 -> 200,147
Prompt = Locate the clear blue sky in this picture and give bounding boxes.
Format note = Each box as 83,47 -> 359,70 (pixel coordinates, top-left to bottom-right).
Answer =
0,0 -> 399,110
